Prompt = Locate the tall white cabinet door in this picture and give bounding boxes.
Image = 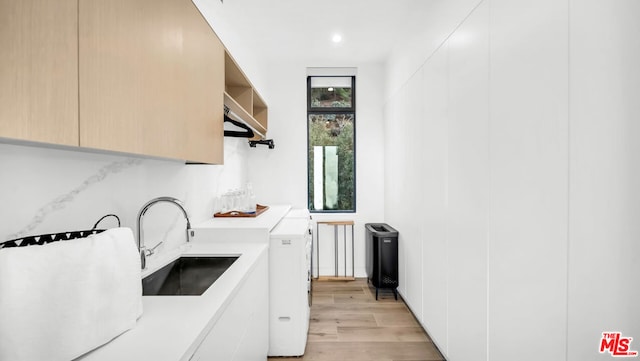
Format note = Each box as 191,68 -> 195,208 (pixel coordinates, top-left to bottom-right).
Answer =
420,46 -> 449,352
445,2 -> 489,360
400,71 -> 424,321
488,0 -> 569,360
568,1 -> 640,360
387,75 -> 424,315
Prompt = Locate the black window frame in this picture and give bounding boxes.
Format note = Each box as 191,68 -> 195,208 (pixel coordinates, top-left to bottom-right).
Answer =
306,75 -> 356,213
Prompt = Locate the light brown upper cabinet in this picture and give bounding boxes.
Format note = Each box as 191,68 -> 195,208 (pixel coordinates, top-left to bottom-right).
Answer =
79,0 -> 224,164
0,0 -> 79,146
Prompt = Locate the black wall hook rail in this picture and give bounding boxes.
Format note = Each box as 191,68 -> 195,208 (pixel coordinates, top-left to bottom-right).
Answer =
249,139 -> 274,149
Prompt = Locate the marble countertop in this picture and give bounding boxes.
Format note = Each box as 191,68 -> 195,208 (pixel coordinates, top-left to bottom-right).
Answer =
78,241 -> 268,361
193,204 -> 291,230
189,204 -> 291,244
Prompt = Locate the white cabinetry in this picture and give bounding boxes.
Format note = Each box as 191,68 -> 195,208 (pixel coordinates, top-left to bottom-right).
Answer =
488,1 -> 569,360
568,2 -> 640,360
190,206 -> 311,358
445,2 -> 489,360
190,251 -> 268,361
268,218 -> 312,356
387,0 -> 569,360
418,43 -> 448,353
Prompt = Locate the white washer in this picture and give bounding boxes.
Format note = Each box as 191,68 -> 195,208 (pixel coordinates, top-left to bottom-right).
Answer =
268,217 -> 312,356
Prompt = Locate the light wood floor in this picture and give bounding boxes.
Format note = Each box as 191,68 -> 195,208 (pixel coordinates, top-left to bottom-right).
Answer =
268,278 -> 445,361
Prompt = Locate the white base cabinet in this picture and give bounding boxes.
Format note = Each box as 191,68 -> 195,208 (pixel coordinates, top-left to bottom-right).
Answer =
189,252 -> 268,361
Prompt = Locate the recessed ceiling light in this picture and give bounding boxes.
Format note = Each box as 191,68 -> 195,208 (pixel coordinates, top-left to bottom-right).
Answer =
328,87 -> 334,91
332,34 -> 342,43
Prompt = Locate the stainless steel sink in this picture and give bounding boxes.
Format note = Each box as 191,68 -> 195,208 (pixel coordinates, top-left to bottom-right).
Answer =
142,256 -> 238,296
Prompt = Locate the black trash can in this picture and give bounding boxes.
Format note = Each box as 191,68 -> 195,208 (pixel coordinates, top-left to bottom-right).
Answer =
365,223 -> 399,300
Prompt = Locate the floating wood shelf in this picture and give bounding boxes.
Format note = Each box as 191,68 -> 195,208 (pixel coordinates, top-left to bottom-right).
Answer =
224,92 -> 266,139
224,50 -> 268,140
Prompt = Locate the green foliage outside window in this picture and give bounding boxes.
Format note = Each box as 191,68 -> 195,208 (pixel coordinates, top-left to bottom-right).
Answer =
308,114 -> 355,211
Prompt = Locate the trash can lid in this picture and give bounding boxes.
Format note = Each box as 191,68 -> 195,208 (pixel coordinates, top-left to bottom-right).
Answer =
365,223 -> 398,236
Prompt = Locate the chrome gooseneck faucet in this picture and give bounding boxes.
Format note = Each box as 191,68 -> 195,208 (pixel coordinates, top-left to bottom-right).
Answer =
136,196 -> 191,270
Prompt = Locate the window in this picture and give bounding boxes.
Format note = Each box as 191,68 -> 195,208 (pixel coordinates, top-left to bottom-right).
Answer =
307,76 -> 355,212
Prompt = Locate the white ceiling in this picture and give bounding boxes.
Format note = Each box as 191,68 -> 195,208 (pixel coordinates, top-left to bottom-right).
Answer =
216,0 -> 439,63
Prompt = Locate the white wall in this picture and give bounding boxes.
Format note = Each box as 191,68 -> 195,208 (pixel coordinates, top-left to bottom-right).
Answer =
248,60 -> 386,277
384,0 -> 640,360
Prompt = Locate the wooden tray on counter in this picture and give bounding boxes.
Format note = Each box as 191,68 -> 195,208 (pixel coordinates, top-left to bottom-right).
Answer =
213,204 -> 269,218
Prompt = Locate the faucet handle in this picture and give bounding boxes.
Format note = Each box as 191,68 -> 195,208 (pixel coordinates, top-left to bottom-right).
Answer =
140,242 -> 163,270
147,241 -> 164,256
140,248 -> 147,270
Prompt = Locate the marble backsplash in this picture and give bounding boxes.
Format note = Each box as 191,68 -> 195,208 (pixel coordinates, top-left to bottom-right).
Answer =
0,138 -> 249,254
